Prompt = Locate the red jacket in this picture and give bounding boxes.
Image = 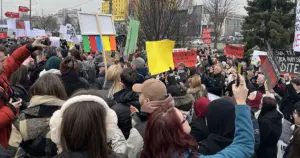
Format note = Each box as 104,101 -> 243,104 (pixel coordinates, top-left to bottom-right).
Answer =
0,45 -> 31,147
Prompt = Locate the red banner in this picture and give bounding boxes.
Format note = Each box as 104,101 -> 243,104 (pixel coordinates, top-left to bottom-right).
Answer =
5,12 -> 19,18
202,28 -> 211,44
19,6 -> 30,12
203,39 -> 211,44
17,22 -> 25,29
202,28 -> 212,34
173,50 -> 197,68
202,33 -> 211,39
0,33 -> 7,39
225,45 -> 244,59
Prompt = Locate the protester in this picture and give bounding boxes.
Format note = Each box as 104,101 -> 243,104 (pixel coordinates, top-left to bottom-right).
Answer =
256,74 -> 266,94
257,96 -> 283,158
9,65 -> 30,110
39,56 -> 62,77
167,83 -> 195,122
281,78 -> 300,123
131,57 -> 147,83
92,62 -> 109,89
207,64 -> 225,96
140,75 -> 254,158
187,74 -> 208,101
248,91 -> 263,112
50,89 -> 126,158
0,39 -> 44,148
111,68 -> 140,139
102,64 -> 123,99
7,73 -> 67,157
190,97 -> 210,142
60,56 -> 89,97
197,97 -> 236,155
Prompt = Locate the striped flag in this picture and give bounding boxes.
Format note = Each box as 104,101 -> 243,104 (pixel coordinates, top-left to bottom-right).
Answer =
82,35 -> 116,53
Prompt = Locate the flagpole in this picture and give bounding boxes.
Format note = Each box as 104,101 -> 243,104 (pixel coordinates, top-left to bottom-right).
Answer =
29,0 -> 31,29
1,0 -> 2,24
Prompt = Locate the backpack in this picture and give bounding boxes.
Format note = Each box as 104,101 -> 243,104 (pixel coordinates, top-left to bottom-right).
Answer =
80,61 -> 96,84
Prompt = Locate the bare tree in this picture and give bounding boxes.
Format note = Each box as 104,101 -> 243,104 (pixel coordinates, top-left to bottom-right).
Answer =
31,9 -> 58,31
202,0 -> 238,48
135,0 -> 194,45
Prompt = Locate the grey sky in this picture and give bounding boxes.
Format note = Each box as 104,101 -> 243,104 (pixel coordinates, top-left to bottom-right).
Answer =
2,0 -> 247,16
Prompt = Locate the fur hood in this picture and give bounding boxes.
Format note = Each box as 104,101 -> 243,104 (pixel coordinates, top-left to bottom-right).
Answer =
39,69 -> 61,77
173,94 -> 195,111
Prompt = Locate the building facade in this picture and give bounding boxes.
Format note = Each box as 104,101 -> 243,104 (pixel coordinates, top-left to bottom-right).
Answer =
101,0 -> 128,21
53,9 -> 80,26
222,14 -> 244,37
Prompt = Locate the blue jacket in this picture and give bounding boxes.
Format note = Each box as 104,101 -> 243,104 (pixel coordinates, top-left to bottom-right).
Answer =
178,105 -> 254,158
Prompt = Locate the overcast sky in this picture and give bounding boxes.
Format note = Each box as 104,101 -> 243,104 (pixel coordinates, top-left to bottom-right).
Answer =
2,0 -> 247,16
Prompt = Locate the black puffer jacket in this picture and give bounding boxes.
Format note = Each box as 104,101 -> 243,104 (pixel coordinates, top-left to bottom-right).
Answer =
257,109 -> 282,158
111,88 -> 140,139
207,73 -> 225,96
91,72 -> 105,89
54,151 -> 128,158
60,72 -> 90,97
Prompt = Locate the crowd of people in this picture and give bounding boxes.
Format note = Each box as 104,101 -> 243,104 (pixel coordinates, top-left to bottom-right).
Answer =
0,38 -> 299,158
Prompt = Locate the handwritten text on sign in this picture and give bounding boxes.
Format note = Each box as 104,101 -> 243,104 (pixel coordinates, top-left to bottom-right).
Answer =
274,49 -> 300,75
173,50 -> 197,68
225,45 -> 244,59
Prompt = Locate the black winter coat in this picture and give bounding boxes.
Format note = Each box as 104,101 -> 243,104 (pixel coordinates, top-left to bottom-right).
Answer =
11,85 -> 30,110
111,88 -> 140,139
91,72 -> 105,89
257,109 -> 283,158
60,72 -> 90,97
190,116 -> 209,142
29,60 -> 46,84
206,73 -> 225,96
281,84 -> 300,123
54,151 -> 128,158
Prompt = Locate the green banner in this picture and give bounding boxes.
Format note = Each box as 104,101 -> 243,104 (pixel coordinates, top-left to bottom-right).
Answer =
124,19 -> 140,56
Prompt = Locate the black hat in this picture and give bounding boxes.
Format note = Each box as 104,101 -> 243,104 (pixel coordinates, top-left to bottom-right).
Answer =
291,78 -> 300,86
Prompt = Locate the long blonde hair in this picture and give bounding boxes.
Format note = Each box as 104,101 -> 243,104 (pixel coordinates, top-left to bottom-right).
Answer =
187,75 -> 208,100
106,64 -> 123,98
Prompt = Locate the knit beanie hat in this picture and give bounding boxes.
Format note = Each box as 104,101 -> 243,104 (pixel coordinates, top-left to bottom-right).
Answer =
132,57 -> 145,68
45,56 -> 62,71
61,49 -> 68,58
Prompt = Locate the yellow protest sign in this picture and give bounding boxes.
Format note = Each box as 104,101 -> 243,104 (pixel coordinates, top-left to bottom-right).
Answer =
102,36 -> 111,51
67,41 -> 74,49
146,40 -> 175,75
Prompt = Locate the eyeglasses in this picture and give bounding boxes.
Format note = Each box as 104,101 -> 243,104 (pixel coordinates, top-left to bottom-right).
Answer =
181,113 -> 188,124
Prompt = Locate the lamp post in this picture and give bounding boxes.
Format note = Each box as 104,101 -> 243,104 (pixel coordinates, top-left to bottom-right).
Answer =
109,0 -> 113,14
29,0 -> 32,29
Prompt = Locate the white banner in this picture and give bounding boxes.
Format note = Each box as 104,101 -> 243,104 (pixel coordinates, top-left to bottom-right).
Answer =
294,2 -> 300,52
7,18 -> 16,30
66,24 -> 79,43
24,21 -> 31,37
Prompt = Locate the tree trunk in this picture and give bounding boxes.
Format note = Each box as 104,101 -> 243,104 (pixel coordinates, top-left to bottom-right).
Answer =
214,25 -> 218,49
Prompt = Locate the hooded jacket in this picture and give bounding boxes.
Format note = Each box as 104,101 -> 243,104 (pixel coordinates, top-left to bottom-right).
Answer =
0,45 -> 32,148
111,88 -> 140,139
198,98 -> 235,155
257,108 -> 283,158
7,96 -> 65,158
190,97 -> 210,142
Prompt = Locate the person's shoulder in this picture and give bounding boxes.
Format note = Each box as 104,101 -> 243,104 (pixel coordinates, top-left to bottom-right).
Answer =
54,151 -> 88,158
